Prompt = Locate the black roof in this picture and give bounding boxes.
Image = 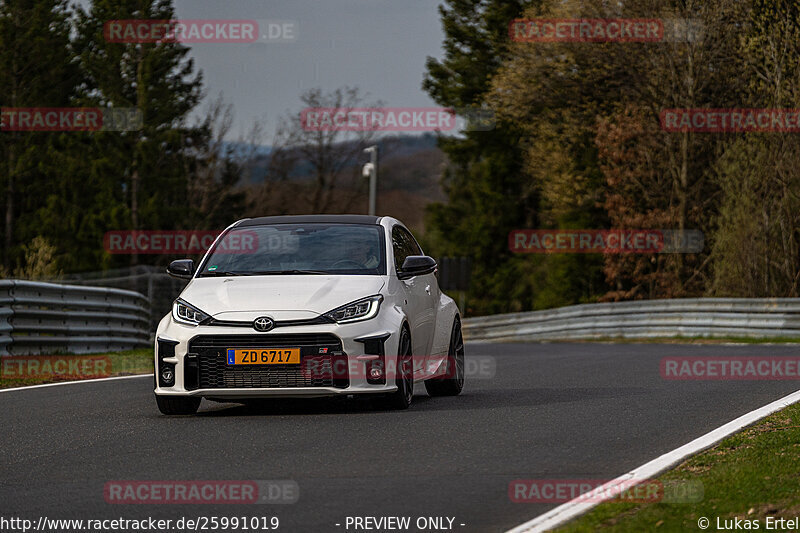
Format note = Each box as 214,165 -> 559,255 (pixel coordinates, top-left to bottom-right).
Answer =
235,214 -> 382,227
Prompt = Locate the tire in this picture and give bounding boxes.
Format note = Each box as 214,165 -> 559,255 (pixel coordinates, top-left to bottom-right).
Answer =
155,395 -> 201,415
424,317 -> 465,397
381,326 -> 414,410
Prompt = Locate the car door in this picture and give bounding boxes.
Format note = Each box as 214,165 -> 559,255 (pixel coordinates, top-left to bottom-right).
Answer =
404,228 -> 438,353
392,226 -> 436,365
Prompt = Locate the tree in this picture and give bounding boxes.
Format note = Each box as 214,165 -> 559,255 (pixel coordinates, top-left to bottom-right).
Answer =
256,87 -> 381,214
488,0 -> 748,303
74,0 -> 203,265
709,0 -> 800,296
12,236 -> 63,280
423,0 -> 541,315
183,94 -> 248,230
0,0 -> 81,269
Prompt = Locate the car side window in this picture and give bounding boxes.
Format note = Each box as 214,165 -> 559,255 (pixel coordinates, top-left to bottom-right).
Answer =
392,226 -> 416,271
404,228 -> 423,256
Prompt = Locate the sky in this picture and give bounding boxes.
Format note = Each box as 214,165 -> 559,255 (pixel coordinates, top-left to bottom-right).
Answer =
79,0 -> 448,141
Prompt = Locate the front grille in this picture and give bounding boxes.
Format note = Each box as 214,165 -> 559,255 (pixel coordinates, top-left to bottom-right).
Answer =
187,334 -> 348,390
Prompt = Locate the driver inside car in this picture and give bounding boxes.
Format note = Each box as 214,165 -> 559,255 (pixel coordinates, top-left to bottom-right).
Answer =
347,239 -> 379,269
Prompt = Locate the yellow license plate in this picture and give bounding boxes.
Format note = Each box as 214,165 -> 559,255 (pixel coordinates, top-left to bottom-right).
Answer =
226,348 -> 301,365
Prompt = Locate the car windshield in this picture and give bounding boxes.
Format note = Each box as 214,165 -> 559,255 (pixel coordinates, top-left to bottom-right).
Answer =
197,223 -> 386,276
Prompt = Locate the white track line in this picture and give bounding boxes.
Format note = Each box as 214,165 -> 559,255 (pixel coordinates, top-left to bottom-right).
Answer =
0,373 -> 152,393
507,387 -> 800,533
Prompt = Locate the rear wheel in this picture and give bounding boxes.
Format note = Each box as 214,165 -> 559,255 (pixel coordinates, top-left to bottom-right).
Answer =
381,327 -> 413,410
424,317 -> 465,397
155,395 -> 201,415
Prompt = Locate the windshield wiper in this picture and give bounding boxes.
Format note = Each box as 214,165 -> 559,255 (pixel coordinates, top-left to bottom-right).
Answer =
198,270 -> 245,277
199,269 -> 330,277
247,269 -> 329,275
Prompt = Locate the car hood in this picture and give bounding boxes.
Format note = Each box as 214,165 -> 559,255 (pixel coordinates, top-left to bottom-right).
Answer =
179,275 -> 386,319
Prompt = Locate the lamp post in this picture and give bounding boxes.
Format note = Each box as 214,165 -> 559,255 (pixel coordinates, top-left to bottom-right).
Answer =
362,145 -> 378,216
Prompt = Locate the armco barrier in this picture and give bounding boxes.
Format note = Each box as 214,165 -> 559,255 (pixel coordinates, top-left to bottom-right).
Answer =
462,298 -> 800,342
0,280 -> 150,356
62,265 -> 188,332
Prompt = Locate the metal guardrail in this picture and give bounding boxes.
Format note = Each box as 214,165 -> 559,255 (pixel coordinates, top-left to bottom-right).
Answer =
0,280 -> 151,356
61,265 -> 188,332
5,280 -> 797,354
462,298 -> 800,342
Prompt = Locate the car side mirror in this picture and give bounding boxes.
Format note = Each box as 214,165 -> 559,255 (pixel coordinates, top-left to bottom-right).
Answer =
166,259 -> 194,279
398,256 -> 437,280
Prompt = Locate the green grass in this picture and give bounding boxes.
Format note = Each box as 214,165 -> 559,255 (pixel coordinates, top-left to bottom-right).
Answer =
482,336 -> 800,345
555,402 -> 800,532
0,348 -> 153,388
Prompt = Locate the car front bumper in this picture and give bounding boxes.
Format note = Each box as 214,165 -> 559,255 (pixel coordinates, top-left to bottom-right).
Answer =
153,311 -> 404,400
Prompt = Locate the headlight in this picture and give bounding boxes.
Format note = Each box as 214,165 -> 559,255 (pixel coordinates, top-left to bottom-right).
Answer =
172,299 -> 210,326
323,295 -> 383,323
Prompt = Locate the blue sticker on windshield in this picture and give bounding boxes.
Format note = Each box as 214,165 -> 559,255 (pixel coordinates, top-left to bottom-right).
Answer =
209,265 -> 218,271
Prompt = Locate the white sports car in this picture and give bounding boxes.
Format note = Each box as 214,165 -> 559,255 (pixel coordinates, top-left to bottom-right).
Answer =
154,215 -> 464,415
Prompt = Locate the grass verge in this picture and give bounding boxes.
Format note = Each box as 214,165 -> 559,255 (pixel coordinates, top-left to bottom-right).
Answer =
0,348 -> 152,389
554,401 -> 800,532
526,336 -> 800,344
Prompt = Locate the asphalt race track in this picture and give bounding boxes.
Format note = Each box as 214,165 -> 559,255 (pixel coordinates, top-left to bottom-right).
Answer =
3,342 -> 800,533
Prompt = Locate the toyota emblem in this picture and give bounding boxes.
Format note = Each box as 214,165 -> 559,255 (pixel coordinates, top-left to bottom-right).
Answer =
253,316 -> 274,332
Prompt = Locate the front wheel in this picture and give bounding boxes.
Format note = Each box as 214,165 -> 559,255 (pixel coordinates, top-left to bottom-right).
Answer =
156,395 -> 201,415
424,317 -> 465,397
380,327 -> 413,410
